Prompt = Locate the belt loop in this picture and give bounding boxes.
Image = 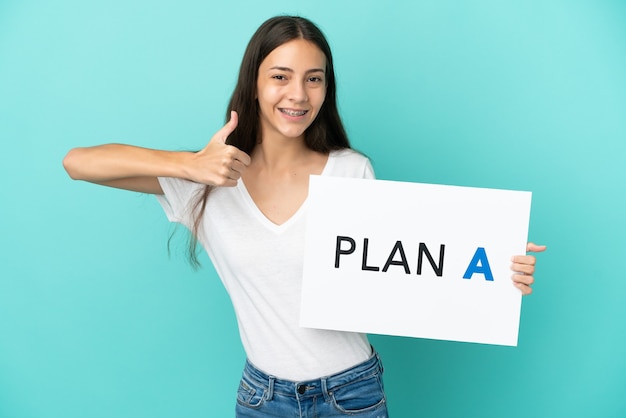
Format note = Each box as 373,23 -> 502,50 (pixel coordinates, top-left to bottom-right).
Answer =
376,350 -> 384,374
267,376 -> 275,401
321,377 -> 331,403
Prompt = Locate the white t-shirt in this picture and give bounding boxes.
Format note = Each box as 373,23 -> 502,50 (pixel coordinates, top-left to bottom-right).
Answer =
157,148 -> 374,380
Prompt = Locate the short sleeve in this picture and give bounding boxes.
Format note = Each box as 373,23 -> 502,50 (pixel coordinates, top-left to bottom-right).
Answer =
363,158 -> 375,180
156,177 -> 204,227
325,149 -> 376,180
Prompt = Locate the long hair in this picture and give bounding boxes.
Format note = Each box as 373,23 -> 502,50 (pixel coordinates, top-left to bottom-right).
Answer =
187,16 -> 351,267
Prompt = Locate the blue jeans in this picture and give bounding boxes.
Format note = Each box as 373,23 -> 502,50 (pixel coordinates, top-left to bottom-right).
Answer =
235,350 -> 388,417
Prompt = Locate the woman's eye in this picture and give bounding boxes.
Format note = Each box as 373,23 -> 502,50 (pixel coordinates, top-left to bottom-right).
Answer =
272,75 -> 287,81
308,76 -> 323,83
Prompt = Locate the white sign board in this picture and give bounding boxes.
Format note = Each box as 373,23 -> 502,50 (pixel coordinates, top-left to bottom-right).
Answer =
300,176 -> 532,346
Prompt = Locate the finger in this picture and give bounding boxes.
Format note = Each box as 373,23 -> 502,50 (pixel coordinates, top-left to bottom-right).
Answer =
512,273 -> 535,286
211,111 -> 239,144
226,170 -> 242,181
513,281 -> 533,296
511,262 -> 535,275
512,273 -> 534,296
224,165 -> 243,182
511,255 -> 536,265
235,149 -> 252,166
230,159 -> 248,175
215,164 -> 238,186
526,242 -> 547,253
220,146 -> 251,169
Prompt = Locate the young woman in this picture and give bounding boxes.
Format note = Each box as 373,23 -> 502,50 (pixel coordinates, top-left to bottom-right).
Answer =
63,15 -> 545,418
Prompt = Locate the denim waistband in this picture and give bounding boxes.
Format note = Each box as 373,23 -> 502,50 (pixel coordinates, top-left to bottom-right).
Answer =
241,348 -> 383,400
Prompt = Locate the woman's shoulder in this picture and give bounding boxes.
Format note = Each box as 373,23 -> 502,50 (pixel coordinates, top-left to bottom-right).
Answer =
329,148 -> 370,163
326,148 -> 374,179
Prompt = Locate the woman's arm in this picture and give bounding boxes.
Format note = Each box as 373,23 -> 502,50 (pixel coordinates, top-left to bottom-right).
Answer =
62,111 -> 250,194
63,144 -> 190,194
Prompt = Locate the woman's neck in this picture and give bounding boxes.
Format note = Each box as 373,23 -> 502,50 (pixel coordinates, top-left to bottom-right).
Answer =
251,135 -> 312,171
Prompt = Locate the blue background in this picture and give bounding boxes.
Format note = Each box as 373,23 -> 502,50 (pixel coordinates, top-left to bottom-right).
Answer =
1,0 -> 625,417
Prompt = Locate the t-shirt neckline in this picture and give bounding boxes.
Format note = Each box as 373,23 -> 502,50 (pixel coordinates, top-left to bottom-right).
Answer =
236,150 -> 337,233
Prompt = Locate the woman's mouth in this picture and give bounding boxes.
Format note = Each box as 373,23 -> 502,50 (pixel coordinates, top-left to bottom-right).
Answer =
279,108 -> 308,117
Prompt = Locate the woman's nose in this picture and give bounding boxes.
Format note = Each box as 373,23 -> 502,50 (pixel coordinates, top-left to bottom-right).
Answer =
288,81 -> 308,103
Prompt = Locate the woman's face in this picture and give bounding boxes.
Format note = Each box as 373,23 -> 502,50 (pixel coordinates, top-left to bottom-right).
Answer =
256,39 -> 327,143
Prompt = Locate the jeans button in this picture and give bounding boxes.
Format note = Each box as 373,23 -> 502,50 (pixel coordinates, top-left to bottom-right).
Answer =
297,384 -> 306,394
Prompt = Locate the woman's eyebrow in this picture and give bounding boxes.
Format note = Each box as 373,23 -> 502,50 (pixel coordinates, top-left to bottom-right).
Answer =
269,66 -> 325,74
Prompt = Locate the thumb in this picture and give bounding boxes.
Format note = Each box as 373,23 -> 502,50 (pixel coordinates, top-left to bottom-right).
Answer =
211,110 -> 239,144
526,242 -> 547,253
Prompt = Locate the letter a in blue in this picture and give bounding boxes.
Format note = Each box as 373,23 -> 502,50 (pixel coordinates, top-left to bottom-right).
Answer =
463,247 -> 494,281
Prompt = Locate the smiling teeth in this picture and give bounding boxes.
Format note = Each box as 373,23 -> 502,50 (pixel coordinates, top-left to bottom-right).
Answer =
281,109 -> 307,116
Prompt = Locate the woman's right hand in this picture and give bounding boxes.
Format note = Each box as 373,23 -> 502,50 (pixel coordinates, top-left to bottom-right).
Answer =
185,111 -> 251,187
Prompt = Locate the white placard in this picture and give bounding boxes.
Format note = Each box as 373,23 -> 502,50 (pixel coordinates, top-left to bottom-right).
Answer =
300,176 -> 532,346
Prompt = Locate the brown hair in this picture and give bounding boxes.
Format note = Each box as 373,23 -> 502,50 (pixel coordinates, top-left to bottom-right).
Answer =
188,16 -> 351,267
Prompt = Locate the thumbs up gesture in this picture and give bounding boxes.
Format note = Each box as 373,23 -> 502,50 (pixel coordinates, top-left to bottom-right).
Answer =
185,111 -> 252,187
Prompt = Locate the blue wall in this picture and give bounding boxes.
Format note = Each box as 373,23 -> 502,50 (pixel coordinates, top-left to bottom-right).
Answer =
1,0 -> 625,417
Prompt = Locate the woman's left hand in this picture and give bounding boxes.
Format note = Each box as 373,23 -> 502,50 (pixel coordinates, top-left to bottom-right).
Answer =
511,242 -> 547,295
